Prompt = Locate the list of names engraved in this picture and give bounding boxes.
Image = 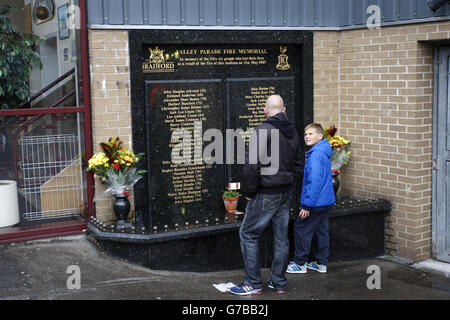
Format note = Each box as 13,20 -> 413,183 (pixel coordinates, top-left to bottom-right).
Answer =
149,81 -> 221,207
238,86 -> 276,143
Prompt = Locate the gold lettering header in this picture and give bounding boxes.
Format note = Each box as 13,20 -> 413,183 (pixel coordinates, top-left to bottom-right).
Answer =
142,45 -> 290,73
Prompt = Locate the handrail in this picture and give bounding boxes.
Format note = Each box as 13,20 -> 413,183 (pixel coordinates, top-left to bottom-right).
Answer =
12,89 -> 76,136
12,81 -> 77,182
19,68 -> 75,108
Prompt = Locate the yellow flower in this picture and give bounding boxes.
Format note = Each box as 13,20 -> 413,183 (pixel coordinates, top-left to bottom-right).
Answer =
327,135 -> 349,149
88,152 -> 110,168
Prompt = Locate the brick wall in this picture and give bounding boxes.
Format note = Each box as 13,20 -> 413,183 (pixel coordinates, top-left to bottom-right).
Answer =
88,23 -> 449,261
88,30 -> 133,222
314,21 -> 450,261
314,32 -> 341,125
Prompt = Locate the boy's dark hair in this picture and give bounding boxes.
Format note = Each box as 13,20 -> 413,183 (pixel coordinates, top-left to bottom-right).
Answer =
304,123 -> 324,135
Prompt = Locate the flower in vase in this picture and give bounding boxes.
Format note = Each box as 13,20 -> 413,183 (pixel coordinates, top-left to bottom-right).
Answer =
323,125 -> 351,173
87,137 -> 147,197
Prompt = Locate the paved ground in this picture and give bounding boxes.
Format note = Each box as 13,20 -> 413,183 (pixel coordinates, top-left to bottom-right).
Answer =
0,235 -> 449,302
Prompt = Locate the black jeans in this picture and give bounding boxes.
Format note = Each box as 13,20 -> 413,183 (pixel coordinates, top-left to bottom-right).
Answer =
292,207 -> 331,266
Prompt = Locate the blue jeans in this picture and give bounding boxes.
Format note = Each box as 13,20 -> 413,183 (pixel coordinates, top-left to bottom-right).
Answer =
292,207 -> 331,266
239,192 -> 290,289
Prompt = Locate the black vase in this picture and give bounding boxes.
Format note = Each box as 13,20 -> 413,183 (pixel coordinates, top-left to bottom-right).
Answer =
332,172 -> 340,196
113,194 -> 130,222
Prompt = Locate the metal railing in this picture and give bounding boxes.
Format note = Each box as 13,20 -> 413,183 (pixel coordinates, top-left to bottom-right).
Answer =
19,134 -> 82,221
8,68 -> 85,221
11,68 -> 76,183
18,68 -> 75,108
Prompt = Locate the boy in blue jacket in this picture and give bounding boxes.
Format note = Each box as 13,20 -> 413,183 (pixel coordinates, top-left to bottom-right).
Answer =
286,123 -> 335,274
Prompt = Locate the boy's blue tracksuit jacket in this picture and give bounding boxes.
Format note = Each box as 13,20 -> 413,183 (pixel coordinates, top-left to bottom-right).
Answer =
301,139 -> 335,211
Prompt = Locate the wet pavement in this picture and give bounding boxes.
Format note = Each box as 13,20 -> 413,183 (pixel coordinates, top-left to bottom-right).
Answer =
0,235 -> 449,301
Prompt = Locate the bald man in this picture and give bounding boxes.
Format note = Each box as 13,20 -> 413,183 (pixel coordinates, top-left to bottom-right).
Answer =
230,95 -> 303,295
263,94 -> 286,117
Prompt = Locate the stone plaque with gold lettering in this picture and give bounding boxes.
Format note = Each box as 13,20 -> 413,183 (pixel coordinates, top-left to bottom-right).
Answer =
146,80 -> 224,230
142,44 -> 299,75
130,30 -> 312,233
226,77 -> 297,212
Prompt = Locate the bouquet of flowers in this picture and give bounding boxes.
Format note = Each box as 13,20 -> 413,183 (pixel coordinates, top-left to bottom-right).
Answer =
323,125 -> 351,173
87,137 -> 147,198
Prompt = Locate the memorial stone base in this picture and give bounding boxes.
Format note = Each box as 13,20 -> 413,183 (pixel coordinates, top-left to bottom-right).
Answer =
87,197 -> 391,271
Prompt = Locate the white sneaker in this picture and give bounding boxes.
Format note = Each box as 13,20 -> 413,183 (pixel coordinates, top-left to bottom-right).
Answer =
306,261 -> 327,273
286,262 -> 307,274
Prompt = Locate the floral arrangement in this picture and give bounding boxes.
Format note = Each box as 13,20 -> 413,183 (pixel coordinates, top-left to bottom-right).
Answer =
87,137 -> 147,197
323,125 -> 351,173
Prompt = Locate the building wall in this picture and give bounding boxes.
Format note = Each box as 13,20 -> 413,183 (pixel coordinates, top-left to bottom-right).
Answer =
86,0 -> 450,28
314,21 -> 450,261
88,21 -> 450,261
313,31 -> 340,125
88,29 -> 133,222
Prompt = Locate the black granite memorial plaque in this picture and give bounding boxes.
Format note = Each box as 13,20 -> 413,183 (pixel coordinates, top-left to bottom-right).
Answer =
141,43 -> 301,76
145,79 -> 224,231
129,30 -> 313,234
226,77 -> 299,212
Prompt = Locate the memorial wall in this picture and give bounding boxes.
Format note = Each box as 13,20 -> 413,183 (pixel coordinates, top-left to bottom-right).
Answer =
129,31 -> 313,233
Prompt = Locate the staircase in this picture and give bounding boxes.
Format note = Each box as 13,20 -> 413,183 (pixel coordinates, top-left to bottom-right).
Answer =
7,68 -> 86,222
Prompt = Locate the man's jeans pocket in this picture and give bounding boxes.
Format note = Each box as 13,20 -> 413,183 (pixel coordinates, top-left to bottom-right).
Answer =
262,194 -> 281,212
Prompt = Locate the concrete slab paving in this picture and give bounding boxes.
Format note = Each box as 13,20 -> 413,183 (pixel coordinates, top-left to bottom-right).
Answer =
0,235 -> 449,301
412,259 -> 450,278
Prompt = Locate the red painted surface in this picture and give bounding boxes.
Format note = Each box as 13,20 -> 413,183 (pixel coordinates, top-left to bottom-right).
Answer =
0,0 -> 93,243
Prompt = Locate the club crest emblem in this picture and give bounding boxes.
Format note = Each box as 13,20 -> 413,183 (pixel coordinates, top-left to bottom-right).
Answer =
276,46 -> 291,71
148,46 -> 165,64
142,46 -> 176,73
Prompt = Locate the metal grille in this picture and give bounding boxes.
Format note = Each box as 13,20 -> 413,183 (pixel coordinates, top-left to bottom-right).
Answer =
19,134 -> 84,221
